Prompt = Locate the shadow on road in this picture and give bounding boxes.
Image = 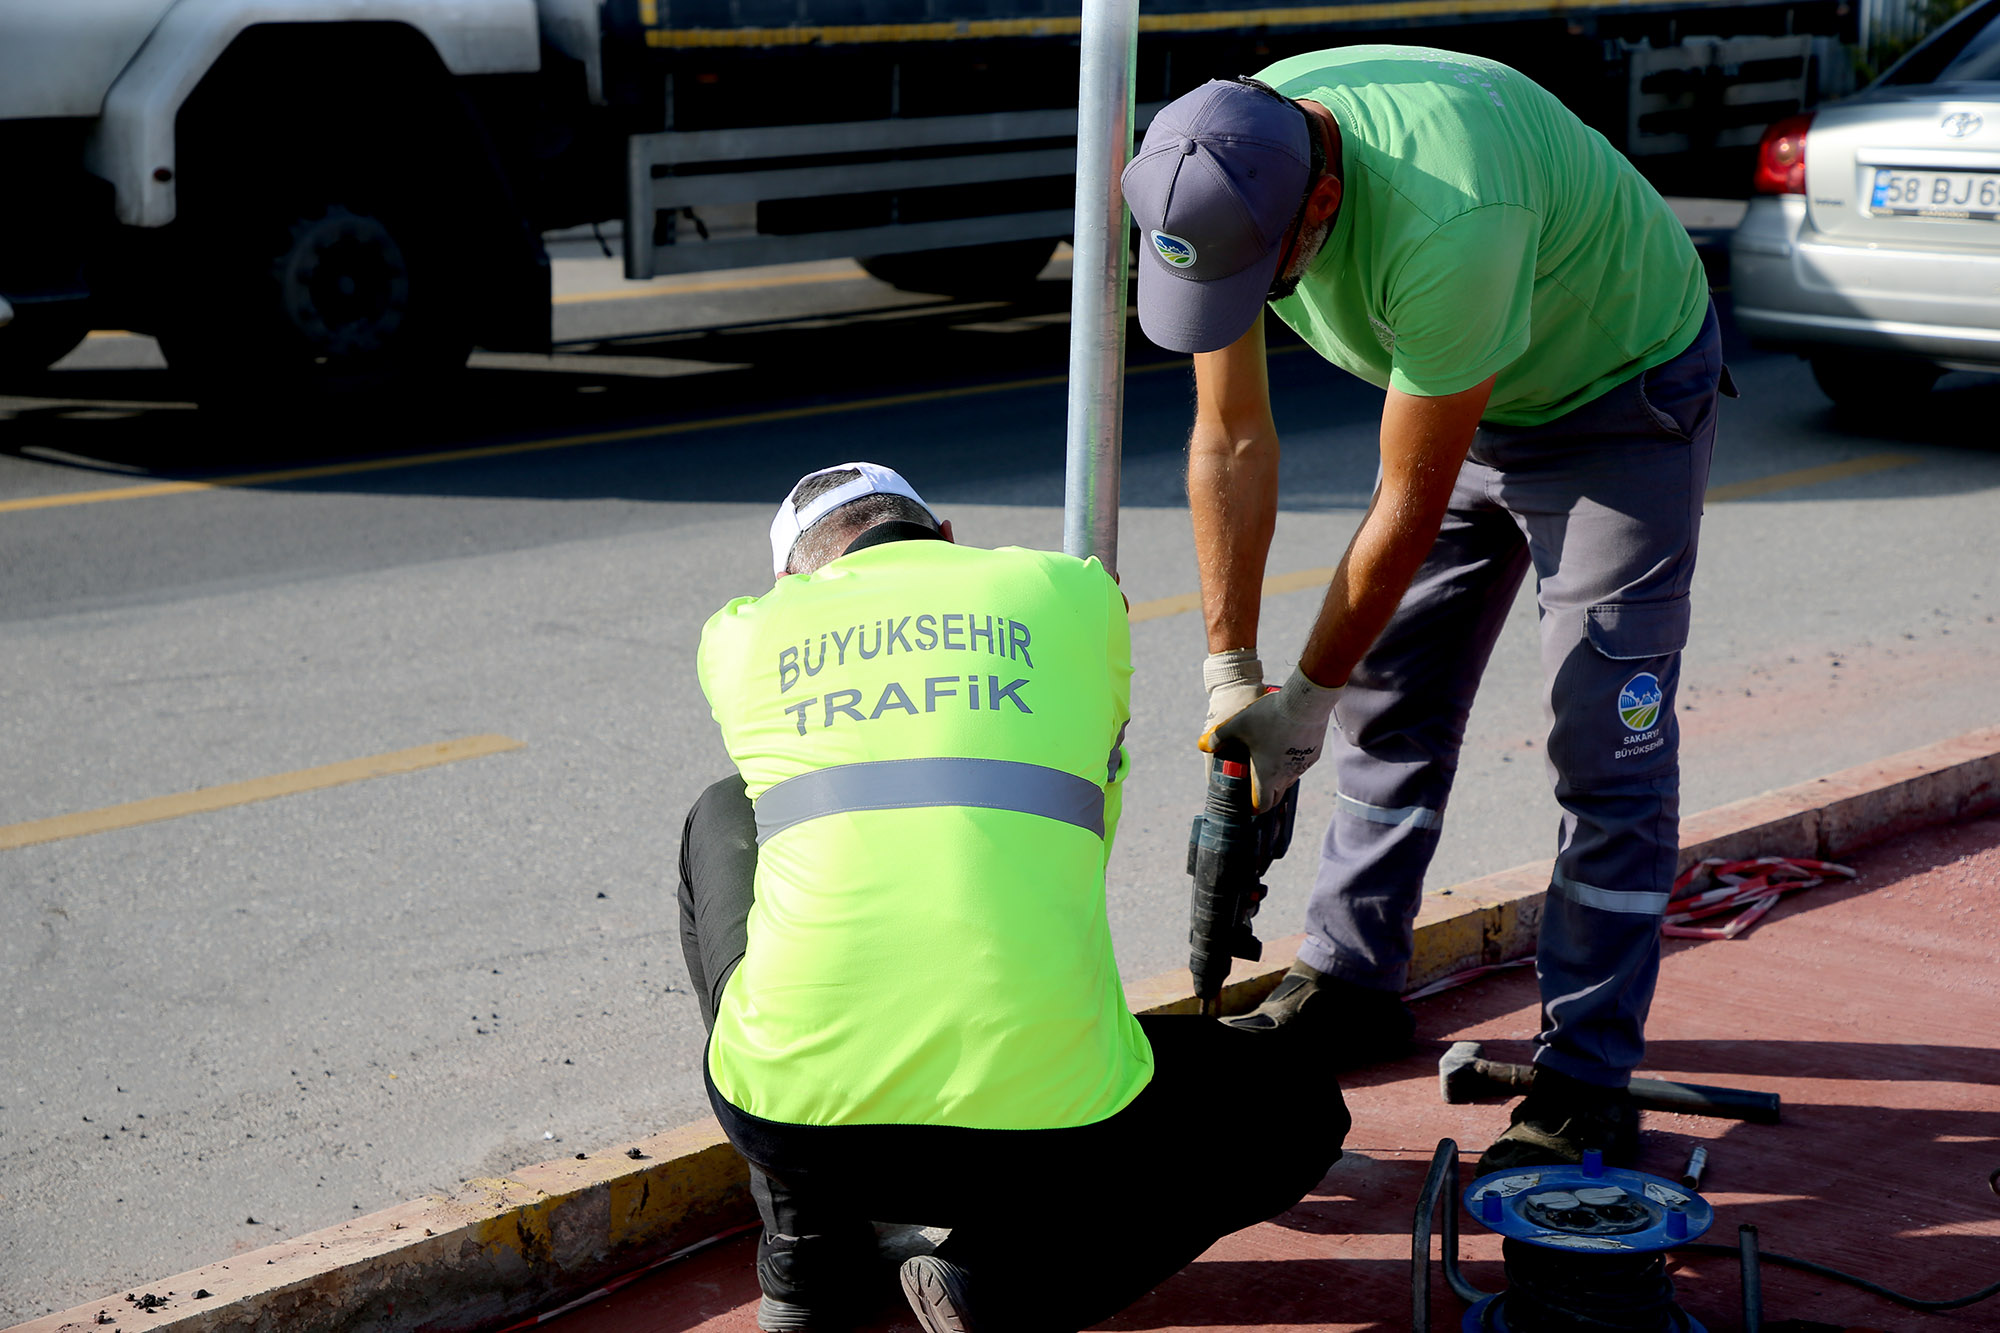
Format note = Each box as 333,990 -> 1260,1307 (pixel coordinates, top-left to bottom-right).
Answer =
1,280 -> 1093,476
3,279 -> 1997,506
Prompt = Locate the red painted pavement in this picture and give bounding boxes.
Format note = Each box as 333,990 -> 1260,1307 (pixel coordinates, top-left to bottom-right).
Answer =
544,814 -> 2000,1333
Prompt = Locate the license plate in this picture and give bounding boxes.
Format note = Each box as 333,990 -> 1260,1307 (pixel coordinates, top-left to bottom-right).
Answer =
1869,166 -> 2000,220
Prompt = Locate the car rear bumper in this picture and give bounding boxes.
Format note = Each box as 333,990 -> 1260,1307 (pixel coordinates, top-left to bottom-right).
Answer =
1730,194 -> 2000,370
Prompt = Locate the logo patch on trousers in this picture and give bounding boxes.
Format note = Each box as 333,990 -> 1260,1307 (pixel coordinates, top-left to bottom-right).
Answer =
1617,673 -> 1663,732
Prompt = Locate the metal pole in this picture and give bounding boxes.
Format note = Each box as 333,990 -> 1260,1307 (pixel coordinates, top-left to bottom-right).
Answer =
1062,0 -> 1139,573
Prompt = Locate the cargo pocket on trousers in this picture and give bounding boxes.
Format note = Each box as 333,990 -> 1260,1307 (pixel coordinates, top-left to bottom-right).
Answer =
1585,595 -> 1691,661
1565,594 -> 1691,785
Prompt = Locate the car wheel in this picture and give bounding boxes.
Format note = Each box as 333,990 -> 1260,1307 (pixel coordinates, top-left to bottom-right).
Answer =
1808,353 -> 1942,412
859,238 -> 1059,298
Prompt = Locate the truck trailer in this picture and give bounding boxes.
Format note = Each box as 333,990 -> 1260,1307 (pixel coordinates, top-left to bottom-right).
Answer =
0,0 -> 1852,396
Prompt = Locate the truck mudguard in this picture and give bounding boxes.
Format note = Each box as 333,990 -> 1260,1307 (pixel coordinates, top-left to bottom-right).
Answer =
83,0 -> 542,228
0,0 -> 175,121
538,0 -> 604,106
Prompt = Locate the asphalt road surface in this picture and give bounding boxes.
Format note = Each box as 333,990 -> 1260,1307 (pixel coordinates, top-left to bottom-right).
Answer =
4,244 -> 1998,1320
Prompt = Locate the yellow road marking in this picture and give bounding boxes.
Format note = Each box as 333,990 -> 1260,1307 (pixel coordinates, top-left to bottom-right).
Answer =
0,377 -> 1060,514
552,267 -> 868,306
0,363 -> 1202,516
1705,452 -> 1919,503
1129,566 -> 1335,624
1127,455 -> 1925,624
0,735 -> 524,852
3,354 -> 1916,521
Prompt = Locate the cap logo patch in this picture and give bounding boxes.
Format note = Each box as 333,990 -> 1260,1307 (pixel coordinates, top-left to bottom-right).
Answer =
1150,231 -> 1197,268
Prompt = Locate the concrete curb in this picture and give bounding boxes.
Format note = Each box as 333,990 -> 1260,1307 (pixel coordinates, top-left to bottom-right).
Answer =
18,725 -> 1999,1333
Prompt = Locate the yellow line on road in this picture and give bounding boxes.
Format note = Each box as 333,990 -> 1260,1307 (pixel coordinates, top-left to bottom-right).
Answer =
1129,566 -> 1335,624
2,368 -> 1917,521
552,268 -> 868,306
1705,452 -> 1919,503
1,361 -> 1209,516
0,374 -> 1088,515
1127,455 -> 1924,624
0,735 -> 524,852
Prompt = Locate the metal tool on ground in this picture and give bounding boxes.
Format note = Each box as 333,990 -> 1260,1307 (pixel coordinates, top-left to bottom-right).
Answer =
1680,1145 -> 1710,1190
1186,744 -> 1298,1018
1439,1041 -> 1782,1124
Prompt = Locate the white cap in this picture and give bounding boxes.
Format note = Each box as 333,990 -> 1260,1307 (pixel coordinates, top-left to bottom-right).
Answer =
769,461 -> 936,577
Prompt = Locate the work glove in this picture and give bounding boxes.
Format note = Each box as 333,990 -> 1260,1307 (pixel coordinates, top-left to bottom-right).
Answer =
1200,667 -> 1342,812
1202,649 -> 1265,737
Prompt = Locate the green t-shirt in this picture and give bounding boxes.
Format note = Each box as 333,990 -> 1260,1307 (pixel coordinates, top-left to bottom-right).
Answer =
1259,46 -> 1709,427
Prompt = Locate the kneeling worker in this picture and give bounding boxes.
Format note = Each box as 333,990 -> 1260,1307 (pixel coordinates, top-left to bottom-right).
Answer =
681,462 -> 1348,1332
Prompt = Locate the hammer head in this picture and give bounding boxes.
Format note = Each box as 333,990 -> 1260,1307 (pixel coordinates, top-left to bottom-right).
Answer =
1439,1040 -> 1486,1104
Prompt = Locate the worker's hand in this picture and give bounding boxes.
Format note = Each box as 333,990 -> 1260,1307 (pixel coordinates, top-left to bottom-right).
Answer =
1200,667 -> 1342,811
1202,649 -> 1265,738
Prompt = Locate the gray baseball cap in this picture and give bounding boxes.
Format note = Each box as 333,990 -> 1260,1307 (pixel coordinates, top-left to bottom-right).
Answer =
1120,79 -> 1312,354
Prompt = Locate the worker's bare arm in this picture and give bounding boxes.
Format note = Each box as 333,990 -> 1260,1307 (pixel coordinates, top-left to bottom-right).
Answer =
1189,316 -> 1281,654
1297,375 -> 1496,687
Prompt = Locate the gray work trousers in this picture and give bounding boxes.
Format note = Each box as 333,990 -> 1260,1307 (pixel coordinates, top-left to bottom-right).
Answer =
1300,305 -> 1723,1087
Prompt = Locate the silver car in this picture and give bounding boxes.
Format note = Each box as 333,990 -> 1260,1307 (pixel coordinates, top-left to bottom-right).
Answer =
1731,0 -> 2000,408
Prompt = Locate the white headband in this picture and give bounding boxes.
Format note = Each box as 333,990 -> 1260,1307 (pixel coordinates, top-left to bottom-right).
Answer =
769,461 -> 936,577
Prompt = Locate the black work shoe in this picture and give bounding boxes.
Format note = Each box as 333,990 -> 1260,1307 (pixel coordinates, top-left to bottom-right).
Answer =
756,1228 -> 884,1331
1475,1067 -> 1641,1175
900,1255 -> 979,1333
1221,961 -> 1416,1067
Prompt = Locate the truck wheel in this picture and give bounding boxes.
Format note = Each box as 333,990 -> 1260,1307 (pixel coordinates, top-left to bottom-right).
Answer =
859,239 -> 1058,298
1808,353 -> 1941,412
0,305 -> 90,385
160,163 -> 473,400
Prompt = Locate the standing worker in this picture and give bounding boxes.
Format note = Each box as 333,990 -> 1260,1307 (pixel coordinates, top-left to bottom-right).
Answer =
682,462 -> 1348,1332
1121,46 -> 1730,1173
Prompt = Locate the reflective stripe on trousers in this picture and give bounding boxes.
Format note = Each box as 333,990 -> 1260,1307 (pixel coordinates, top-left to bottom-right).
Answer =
754,756 -> 1106,843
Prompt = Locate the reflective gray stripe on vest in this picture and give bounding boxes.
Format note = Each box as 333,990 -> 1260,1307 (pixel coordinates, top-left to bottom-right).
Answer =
1550,873 -> 1670,916
754,757 -> 1106,844
1333,791 -> 1442,832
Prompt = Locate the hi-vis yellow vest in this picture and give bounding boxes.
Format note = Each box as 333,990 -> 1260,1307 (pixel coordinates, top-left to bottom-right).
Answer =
695,539 -> 1154,1130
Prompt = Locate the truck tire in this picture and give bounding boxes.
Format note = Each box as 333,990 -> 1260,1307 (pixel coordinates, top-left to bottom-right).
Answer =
160,172 -> 473,402
161,54 -> 477,405
0,304 -> 90,385
859,238 -> 1059,298
1808,352 -> 1941,412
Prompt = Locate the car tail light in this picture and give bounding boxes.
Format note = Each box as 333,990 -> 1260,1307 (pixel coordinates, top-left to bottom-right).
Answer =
1753,114 -> 1814,195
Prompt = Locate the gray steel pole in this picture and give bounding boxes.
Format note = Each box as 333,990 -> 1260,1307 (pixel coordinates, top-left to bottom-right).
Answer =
1062,0 -> 1139,573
